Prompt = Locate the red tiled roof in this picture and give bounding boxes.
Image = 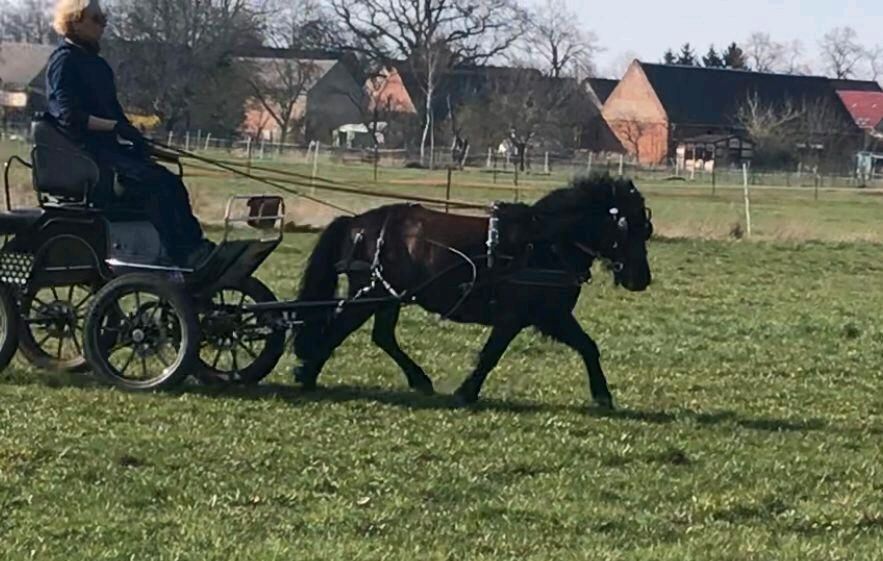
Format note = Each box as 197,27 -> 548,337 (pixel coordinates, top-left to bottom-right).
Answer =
838,91 -> 883,130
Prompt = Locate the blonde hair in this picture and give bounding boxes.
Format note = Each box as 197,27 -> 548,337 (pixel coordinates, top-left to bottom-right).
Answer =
52,0 -> 99,37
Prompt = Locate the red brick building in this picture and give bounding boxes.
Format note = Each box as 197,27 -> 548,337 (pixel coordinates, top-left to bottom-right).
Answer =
602,60 -> 869,167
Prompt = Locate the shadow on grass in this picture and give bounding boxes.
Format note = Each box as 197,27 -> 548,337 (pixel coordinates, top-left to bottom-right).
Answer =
5,371 -> 832,435
183,382 -> 830,434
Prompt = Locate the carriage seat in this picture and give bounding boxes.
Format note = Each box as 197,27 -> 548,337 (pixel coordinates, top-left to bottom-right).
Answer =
0,208 -> 45,236
30,118 -> 100,204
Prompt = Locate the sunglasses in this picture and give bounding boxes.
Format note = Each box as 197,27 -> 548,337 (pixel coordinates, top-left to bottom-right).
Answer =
88,12 -> 108,26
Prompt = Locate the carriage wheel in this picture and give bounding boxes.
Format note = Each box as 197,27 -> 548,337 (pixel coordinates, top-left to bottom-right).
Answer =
84,274 -> 199,392
0,284 -> 20,374
195,277 -> 285,385
18,283 -> 95,372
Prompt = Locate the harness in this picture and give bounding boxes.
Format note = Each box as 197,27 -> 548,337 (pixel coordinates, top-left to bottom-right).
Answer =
334,203 -> 636,318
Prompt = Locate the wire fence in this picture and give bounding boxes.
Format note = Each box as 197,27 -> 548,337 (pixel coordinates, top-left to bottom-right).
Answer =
4,125 -> 883,194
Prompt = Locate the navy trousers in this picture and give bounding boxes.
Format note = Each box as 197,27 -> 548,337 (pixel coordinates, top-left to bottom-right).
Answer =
95,147 -> 203,262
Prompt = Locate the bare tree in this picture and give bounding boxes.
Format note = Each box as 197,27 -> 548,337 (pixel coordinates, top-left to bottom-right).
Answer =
744,32 -> 785,73
460,68 -> 584,171
246,57 -> 320,147
329,0 -> 527,166
522,0 -> 600,80
782,40 -> 812,75
105,0 -> 264,134
819,27 -> 865,79
0,0 -> 55,44
263,0 -> 345,51
244,2 -> 330,147
867,45 -> 883,82
615,116 -> 652,163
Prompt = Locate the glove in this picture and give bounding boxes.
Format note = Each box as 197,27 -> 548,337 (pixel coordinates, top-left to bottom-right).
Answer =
114,121 -> 147,150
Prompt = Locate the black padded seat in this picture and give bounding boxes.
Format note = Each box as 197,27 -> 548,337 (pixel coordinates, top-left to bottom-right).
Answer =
0,209 -> 45,235
30,119 -> 100,203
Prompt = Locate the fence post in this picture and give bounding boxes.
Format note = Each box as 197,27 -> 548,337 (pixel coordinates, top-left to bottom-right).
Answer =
711,162 -> 716,195
486,147 -> 492,168
742,163 -> 752,238
204,133 -> 212,151
587,152 -> 593,175
196,129 -> 202,150
245,136 -> 253,174
445,167 -> 452,213
167,131 -> 174,147
544,152 -> 550,174
311,141 -> 320,195
185,131 -> 190,152
259,139 -> 266,160
618,154 -> 624,177
493,151 -> 498,184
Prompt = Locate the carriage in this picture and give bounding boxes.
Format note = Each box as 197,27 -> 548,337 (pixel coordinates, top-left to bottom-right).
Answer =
1,118 -> 653,407
0,118 -> 298,391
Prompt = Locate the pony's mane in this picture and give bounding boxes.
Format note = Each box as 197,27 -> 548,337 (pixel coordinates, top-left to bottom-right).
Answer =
531,174 -> 643,215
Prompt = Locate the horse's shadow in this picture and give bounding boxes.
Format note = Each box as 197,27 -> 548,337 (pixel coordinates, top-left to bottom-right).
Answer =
183,382 -> 831,434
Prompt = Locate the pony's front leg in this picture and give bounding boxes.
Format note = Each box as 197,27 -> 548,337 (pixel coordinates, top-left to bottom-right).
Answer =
537,314 -> 614,410
372,305 -> 435,395
453,324 -> 522,407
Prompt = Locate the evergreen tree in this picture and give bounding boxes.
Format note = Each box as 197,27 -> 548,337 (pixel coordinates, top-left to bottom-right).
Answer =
676,43 -> 697,66
663,48 -> 676,65
702,45 -> 725,68
723,42 -> 748,69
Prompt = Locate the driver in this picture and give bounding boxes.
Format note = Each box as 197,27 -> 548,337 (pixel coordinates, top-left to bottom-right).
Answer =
46,0 -> 214,267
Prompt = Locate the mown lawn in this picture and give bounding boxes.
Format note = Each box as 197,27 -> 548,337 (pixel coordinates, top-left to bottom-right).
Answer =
1,234 -> 882,560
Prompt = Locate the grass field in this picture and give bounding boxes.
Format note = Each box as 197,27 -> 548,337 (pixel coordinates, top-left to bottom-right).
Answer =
1,139 -> 882,559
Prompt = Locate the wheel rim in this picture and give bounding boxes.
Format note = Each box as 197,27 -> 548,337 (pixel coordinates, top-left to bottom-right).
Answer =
95,289 -> 186,384
22,284 -> 92,363
199,288 -> 271,381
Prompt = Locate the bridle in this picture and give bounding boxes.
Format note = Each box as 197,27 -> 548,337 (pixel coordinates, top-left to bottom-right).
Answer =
570,206 -> 653,275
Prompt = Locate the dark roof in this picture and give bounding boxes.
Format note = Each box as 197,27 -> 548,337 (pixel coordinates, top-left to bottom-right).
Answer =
586,78 -> 618,103
394,63 -> 547,118
0,42 -> 55,90
829,79 -> 882,93
640,63 -> 858,129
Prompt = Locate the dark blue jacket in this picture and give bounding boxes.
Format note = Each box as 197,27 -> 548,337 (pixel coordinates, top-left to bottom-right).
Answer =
45,40 -> 129,152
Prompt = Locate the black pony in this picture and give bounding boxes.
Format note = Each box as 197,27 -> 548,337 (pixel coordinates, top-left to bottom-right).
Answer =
293,175 -> 653,408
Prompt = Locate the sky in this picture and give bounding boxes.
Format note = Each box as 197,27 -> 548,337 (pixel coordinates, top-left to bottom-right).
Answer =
551,0 -> 883,78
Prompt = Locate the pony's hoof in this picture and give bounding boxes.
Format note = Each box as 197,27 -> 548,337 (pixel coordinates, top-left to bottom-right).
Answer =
593,395 -> 616,411
412,380 -> 435,396
293,366 -> 317,390
452,390 -> 478,408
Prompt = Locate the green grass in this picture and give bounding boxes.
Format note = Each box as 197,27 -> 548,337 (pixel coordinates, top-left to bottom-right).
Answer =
2,234 -> 883,560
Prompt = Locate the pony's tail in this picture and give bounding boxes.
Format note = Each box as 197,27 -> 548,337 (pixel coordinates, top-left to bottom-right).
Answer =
298,216 -> 353,302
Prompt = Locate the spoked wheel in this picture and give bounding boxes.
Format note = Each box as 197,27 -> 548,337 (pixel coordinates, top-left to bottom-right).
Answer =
18,283 -> 95,372
84,274 -> 199,392
0,284 -> 20,373
195,277 -> 285,385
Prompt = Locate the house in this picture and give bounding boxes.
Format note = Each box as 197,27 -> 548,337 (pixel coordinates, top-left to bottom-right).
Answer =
602,60 -> 864,167
839,90 -> 883,153
0,42 -> 55,127
584,78 -> 619,108
365,67 -> 417,115
238,48 -> 365,143
393,63 -> 622,153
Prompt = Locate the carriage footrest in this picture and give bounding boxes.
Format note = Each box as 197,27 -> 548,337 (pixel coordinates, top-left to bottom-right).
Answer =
0,252 -> 34,287
335,260 -> 371,273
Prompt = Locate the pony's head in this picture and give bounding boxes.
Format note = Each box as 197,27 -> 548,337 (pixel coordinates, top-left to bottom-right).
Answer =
530,175 -> 653,291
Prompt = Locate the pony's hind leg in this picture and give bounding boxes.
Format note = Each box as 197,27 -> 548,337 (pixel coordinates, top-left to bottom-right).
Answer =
372,305 -> 434,395
453,324 -> 522,407
294,305 -> 376,390
536,314 -> 614,410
